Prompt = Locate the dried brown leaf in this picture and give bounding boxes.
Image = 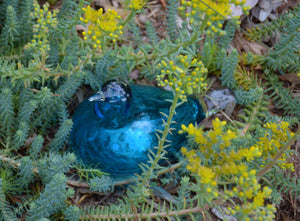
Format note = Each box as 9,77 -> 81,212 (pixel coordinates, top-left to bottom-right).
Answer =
278,73 -> 300,85
233,33 -> 268,55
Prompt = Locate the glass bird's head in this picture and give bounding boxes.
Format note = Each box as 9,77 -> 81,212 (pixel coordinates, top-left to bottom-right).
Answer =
88,79 -> 133,128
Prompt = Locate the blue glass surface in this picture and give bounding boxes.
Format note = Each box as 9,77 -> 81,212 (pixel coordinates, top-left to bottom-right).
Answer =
69,80 -> 205,177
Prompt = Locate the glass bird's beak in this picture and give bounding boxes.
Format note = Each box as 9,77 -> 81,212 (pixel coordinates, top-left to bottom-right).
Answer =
88,91 -> 105,102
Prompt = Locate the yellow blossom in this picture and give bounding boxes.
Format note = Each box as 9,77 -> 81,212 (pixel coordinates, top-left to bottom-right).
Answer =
240,146 -> 262,162
180,118 -> 288,220
25,0 -> 58,54
195,0 -> 231,19
129,0 -> 145,10
257,121 -> 294,170
198,166 -> 216,184
80,6 -> 122,46
156,55 -> 207,101
253,188 -> 271,208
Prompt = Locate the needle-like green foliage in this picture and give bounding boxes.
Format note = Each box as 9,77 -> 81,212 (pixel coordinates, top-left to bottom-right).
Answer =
0,0 -> 299,220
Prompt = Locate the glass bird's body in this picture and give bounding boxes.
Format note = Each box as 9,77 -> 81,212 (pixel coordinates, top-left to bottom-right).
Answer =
70,80 -> 205,177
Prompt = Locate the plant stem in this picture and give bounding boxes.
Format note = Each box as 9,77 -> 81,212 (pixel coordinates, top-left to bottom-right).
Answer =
117,31 -> 201,62
141,91 -> 180,186
121,10 -> 135,26
81,197 -> 224,220
199,14 -> 209,33
117,14 -> 210,63
240,93 -> 263,136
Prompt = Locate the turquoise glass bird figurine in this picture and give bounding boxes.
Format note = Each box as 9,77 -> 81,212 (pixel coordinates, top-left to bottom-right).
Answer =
70,79 -> 205,177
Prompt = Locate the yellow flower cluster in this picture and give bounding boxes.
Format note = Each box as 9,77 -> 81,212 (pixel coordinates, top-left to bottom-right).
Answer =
256,121 -> 295,171
80,6 -> 123,49
181,119 -> 262,176
226,184 -> 276,221
129,0 -> 146,10
224,170 -> 276,221
178,0 -> 250,36
156,55 -> 208,101
181,118 -> 276,220
25,1 -> 58,54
